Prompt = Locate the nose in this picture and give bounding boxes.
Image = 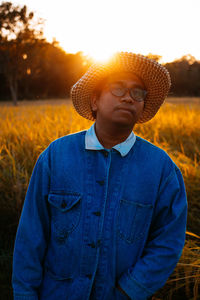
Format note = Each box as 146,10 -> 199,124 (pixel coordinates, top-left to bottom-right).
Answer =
120,90 -> 133,103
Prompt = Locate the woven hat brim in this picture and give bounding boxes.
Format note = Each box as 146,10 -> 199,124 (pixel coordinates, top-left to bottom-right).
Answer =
71,52 -> 171,123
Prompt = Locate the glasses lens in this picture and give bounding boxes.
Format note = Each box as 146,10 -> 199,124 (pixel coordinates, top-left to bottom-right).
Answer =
110,84 -> 125,97
130,88 -> 147,102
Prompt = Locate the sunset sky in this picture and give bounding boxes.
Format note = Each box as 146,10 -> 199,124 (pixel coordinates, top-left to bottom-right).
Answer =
9,0 -> 200,63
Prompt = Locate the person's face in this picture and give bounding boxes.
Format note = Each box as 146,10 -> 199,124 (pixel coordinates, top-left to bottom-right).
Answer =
90,72 -> 146,129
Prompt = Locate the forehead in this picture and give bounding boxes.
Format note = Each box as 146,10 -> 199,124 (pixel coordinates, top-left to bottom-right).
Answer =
105,72 -> 145,88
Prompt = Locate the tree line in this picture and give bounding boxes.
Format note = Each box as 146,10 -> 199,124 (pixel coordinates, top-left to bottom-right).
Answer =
0,2 -> 200,105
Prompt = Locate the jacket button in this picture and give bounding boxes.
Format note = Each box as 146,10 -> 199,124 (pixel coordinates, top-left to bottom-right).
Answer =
103,150 -> 109,157
86,274 -> 92,279
93,211 -> 101,216
97,239 -> 101,247
97,180 -> 105,186
61,201 -> 66,208
88,242 -> 96,248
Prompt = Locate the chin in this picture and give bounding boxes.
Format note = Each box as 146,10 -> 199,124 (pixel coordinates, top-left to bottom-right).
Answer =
113,117 -> 136,128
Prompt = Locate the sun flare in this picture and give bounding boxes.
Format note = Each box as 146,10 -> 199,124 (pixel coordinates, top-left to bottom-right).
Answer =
84,49 -> 116,64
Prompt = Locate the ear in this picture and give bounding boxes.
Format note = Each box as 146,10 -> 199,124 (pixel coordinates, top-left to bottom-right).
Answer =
90,93 -> 98,113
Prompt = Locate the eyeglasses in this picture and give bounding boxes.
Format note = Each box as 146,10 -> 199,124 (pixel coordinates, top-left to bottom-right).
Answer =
108,83 -> 147,102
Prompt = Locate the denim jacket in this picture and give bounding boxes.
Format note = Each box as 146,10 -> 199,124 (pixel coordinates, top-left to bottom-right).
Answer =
12,128 -> 187,300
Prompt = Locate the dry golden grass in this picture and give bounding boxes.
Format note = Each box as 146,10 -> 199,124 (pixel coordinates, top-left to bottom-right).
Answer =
0,98 -> 200,299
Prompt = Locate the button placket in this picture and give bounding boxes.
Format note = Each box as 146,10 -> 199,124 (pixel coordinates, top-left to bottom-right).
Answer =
80,148 -> 112,287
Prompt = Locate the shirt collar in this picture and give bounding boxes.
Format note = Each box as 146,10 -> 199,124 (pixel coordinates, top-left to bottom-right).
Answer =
85,123 -> 136,157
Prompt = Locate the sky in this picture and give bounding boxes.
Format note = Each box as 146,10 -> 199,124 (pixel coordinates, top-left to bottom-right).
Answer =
8,0 -> 200,63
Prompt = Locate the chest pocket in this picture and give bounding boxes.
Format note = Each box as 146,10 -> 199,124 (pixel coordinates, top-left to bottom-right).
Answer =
48,192 -> 81,241
117,199 -> 153,244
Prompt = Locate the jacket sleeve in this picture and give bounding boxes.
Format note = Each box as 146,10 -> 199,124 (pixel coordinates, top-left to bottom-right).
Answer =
118,166 -> 188,300
12,149 -> 51,300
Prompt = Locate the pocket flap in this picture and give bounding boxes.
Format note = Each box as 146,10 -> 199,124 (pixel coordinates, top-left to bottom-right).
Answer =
45,265 -> 73,281
48,192 -> 81,212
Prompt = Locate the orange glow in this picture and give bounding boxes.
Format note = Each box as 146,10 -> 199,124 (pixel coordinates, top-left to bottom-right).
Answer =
85,49 -> 115,64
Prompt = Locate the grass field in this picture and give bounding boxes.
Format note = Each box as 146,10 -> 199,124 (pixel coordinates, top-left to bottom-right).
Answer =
0,98 -> 200,299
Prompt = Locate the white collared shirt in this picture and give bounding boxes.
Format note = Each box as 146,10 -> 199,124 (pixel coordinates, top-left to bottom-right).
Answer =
85,123 -> 136,157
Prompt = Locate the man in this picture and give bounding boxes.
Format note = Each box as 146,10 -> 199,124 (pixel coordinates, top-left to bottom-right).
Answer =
12,52 -> 187,300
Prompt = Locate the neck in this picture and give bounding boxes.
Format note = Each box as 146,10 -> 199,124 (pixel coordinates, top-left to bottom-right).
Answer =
94,121 -> 134,149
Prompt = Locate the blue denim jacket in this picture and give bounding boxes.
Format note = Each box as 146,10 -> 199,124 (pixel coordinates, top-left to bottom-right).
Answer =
12,128 -> 187,300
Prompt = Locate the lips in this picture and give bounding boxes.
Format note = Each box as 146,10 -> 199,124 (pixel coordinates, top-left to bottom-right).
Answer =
116,105 -> 135,114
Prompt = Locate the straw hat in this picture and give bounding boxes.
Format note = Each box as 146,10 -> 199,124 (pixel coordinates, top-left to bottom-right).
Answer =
70,52 -> 171,123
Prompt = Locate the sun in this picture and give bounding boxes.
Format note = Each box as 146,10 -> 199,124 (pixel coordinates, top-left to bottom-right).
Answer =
84,49 -> 116,64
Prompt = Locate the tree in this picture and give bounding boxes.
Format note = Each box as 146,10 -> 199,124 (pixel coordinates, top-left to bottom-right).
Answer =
164,55 -> 200,96
146,53 -> 162,62
0,2 -> 45,105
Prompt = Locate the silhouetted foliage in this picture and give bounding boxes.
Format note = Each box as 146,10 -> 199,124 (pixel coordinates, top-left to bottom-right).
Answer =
165,55 -> 200,96
18,45 -> 90,99
146,53 -> 162,62
0,1 -> 45,104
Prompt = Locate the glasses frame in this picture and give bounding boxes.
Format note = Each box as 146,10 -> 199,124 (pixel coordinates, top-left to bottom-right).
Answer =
108,84 -> 147,102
